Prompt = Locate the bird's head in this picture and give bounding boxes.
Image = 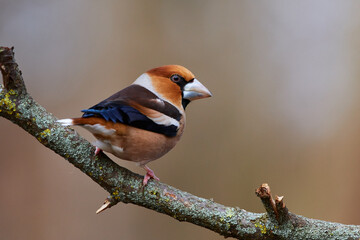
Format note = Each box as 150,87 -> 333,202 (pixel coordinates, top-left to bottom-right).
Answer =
133,65 -> 212,110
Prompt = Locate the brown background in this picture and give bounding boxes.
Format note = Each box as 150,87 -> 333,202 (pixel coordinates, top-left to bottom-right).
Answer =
1,1 -> 360,239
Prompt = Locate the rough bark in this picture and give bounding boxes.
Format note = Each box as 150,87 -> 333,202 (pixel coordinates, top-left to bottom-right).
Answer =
1,46 -> 360,239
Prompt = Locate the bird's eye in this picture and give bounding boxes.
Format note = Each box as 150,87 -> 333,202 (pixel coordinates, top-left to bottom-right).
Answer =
170,74 -> 181,82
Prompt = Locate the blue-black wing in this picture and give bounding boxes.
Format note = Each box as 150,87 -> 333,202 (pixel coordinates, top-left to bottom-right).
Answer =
81,85 -> 180,137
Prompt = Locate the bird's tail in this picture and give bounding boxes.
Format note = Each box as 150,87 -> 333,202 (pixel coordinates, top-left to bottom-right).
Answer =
57,118 -> 76,126
57,117 -> 105,126
57,118 -> 91,126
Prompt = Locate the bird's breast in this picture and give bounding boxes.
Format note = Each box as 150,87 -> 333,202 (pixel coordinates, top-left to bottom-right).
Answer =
83,118 -> 185,165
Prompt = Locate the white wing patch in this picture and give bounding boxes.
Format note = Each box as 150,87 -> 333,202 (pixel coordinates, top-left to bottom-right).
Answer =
147,113 -> 180,128
83,124 -> 116,136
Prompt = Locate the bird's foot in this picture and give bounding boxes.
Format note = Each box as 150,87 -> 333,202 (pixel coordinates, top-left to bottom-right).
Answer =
142,165 -> 160,186
94,146 -> 102,156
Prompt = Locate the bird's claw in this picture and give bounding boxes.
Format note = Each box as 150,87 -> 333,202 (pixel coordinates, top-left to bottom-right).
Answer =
142,165 -> 159,186
94,146 -> 102,156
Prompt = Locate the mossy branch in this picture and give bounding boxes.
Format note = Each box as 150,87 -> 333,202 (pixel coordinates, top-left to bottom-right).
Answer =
1,46 -> 360,240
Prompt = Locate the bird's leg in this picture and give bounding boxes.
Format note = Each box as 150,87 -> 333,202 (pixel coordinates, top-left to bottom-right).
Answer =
141,165 -> 160,186
94,146 -> 102,155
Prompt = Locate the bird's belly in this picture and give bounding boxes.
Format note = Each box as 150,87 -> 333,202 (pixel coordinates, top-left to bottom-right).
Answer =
93,125 -> 181,165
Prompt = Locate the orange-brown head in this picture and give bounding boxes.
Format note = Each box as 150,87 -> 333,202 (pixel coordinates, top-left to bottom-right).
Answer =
133,65 -> 212,110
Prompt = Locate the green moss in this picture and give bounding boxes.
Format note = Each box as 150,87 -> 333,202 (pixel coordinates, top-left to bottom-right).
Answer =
251,215 -> 271,235
225,208 -> 235,218
111,189 -> 121,201
225,223 -> 230,230
37,128 -> 51,142
8,89 -> 17,95
254,221 -> 268,234
0,90 -> 17,115
149,189 -> 158,196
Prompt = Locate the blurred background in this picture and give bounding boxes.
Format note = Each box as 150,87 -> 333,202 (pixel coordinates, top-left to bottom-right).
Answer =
1,1 -> 360,239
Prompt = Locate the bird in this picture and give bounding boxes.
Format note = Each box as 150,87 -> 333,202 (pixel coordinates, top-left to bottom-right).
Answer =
57,65 -> 212,185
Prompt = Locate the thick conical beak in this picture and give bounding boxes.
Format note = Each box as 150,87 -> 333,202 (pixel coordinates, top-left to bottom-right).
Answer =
183,79 -> 212,101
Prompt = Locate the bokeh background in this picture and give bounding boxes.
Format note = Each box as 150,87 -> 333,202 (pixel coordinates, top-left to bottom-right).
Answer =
1,1 -> 360,239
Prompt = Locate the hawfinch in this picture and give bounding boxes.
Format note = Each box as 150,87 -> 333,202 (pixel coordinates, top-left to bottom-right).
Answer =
58,65 -> 212,185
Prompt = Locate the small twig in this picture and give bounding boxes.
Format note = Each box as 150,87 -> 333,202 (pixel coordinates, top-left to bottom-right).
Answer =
255,184 -> 291,225
275,195 -> 290,225
255,183 -> 279,222
96,197 -> 114,214
0,46 -> 26,94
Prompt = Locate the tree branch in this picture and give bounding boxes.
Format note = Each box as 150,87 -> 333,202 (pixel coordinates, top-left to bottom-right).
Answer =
1,46 -> 360,239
